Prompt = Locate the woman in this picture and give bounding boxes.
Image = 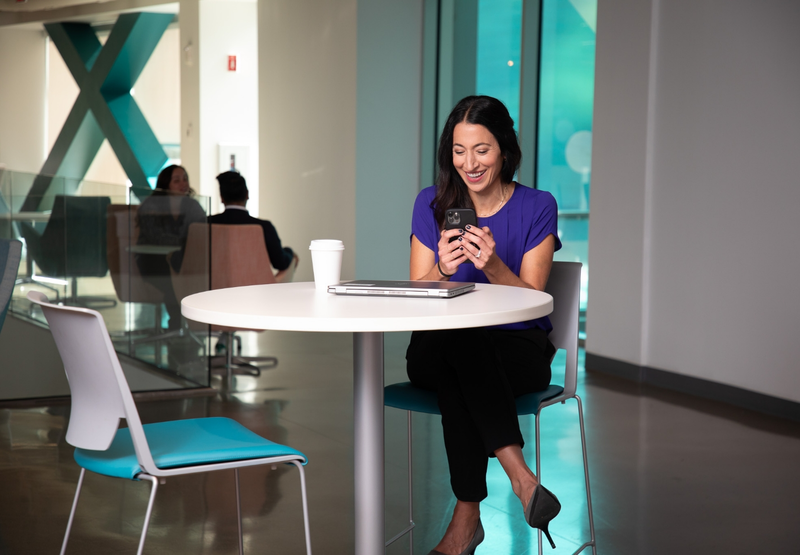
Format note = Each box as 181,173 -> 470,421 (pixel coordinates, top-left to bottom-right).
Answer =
136,165 -> 206,330
407,96 -> 562,555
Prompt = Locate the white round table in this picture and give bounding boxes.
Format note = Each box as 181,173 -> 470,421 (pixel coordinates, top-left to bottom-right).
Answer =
182,281 -> 553,555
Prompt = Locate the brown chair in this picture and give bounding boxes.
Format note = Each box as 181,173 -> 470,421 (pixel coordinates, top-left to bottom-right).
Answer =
172,223 -> 284,386
107,205 -> 196,366
107,205 -> 164,308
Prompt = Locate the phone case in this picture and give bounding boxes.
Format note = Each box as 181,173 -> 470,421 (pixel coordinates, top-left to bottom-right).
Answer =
444,208 -> 477,230
445,208 -> 478,246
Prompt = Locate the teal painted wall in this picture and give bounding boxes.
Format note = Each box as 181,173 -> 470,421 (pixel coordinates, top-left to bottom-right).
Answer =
355,0 -> 424,280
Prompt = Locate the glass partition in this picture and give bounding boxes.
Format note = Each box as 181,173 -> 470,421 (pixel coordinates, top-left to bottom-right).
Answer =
427,0 -> 596,338
0,169 -> 212,395
537,0 -> 596,337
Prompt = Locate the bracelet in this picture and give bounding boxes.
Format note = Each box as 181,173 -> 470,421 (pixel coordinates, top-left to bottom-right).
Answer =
437,260 -> 455,278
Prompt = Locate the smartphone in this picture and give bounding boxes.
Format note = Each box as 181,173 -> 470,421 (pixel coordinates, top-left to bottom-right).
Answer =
444,208 -> 478,258
445,209 -> 477,242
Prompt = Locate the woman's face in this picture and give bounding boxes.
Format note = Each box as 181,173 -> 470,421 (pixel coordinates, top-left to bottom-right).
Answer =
168,167 -> 190,194
452,122 -> 505,194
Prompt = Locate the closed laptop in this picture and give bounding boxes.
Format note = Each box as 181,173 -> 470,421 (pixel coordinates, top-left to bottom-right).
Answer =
328,280 -> 474,298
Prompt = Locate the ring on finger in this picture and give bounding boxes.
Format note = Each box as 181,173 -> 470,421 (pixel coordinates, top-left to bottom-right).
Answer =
476,249 -> 482,259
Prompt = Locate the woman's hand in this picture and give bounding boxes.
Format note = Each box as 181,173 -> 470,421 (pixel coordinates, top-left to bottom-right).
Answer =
437,227 -> 469,276
458,225 -> 496,271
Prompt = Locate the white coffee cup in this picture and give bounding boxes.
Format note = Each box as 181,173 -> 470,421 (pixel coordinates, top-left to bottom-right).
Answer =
309,240 -> 345,292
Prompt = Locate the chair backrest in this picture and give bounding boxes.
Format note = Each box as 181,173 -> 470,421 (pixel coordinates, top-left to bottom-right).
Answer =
106,204 -> 164,304
21,195 -> 111,278
544,261 -> 582,397
209,224 -> 277,290
172,222 -> 276,299
0,238 -> 22,332
26,290 -> 160,473
169,222 -> 211,303
172,223 -> 277,331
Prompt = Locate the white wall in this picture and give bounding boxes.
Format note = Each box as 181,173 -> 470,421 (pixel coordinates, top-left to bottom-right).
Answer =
257,0 -> 357,282
198,0 -> 259,214
179,0 -> 201,193
0,27 -> 47,173
588,0 -> 800,401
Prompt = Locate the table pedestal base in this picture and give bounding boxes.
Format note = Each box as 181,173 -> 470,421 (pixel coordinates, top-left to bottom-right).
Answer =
354,332 -> 384,555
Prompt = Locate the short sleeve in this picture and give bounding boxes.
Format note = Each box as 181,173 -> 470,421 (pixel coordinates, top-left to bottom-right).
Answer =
524,191 -> 561,253
410,186 -> 440,255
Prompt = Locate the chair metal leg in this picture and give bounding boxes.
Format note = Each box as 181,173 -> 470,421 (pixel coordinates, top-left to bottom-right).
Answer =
385,410 -> 416,550
537,398 -> 598,555
60,467 -> 86,555
535,411 -> 543,555
214,331 -> 276,391
288,461 -> 313,555
574,395 -> 597,555
137,475 -> 159,555
235,468 -> 244,555
408,411 -> 414,554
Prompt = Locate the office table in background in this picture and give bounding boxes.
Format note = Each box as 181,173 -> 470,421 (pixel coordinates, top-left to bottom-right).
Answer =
182,281 -> 553,555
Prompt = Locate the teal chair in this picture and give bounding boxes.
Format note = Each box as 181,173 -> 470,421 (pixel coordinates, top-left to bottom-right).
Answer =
27,291 -> 312,555
0,238 -> 22,333
19,195 -> 113,306
384,262 -> 596,555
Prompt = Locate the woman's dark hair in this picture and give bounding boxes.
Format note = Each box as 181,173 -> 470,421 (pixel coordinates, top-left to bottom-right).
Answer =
154,164 -> 195,196
433,96 -> 521,228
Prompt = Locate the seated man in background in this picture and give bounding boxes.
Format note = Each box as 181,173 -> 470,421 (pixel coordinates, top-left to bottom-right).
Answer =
208,171 -> 299,283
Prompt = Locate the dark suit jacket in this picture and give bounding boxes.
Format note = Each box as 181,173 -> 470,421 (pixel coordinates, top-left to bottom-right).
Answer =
207,208 -> 295,271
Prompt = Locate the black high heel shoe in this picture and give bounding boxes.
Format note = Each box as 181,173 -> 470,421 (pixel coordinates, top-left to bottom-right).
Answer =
428,519 -> 485,555
524,485 -> 561,549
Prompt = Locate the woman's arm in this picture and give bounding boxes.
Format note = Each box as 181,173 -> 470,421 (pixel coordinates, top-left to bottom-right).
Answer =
459,225 -> 556,290
409,229 -> 466,280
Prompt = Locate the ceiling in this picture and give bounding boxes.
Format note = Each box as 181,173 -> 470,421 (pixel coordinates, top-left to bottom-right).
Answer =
0,0 -> 178,29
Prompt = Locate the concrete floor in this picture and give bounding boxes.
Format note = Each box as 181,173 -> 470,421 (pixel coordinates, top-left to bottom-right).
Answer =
0,329 -> 798,554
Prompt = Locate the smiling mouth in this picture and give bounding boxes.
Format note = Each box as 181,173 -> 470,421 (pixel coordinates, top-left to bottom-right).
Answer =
465,170 -> 486,180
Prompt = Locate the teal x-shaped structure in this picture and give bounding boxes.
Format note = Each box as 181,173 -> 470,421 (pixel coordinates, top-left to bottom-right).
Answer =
22,12 -> 174,212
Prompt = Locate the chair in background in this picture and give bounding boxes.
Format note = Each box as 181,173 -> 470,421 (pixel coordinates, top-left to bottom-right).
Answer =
27,290 -> 312,555
0,238 -> 22,334
106,204 -> 189,365
172,223 -> 284,386
18,195 -> 114,307
384,262 -> 596,555
107,204 -> 165,317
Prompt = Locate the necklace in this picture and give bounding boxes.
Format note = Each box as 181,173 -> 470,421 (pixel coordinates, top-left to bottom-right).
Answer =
476,183 -> 508,218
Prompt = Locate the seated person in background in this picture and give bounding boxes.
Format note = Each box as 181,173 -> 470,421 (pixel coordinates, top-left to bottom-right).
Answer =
136,164 -> 206,330
208,171 -> 299,283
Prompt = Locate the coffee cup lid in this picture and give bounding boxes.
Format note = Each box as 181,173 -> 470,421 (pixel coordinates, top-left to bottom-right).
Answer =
309,239 -> 345,250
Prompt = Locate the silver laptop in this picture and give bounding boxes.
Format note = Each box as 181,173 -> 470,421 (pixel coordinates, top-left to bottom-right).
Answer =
328,280 -> 475,298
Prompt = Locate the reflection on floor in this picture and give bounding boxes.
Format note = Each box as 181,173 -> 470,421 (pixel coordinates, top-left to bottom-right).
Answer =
0,330 -> 798,554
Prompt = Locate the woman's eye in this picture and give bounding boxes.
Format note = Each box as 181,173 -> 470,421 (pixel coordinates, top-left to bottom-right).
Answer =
453,150 -> 465,156
477,150 -> 488,155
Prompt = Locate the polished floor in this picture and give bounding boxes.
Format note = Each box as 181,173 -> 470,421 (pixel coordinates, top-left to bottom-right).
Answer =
0,329 -> 798,554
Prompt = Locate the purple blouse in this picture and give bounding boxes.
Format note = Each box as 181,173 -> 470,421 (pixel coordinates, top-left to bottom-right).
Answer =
411,183 -> 561,331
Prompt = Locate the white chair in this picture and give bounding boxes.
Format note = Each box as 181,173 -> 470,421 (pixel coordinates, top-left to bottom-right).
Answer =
384,261 -> 596,554
27,290 -> 312,555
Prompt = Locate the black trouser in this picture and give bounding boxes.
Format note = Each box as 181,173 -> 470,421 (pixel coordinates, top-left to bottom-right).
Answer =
406,327 -> 554,502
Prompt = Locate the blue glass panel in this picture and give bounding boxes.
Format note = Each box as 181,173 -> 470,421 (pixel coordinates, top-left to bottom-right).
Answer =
537,0 -> 596,322
476,0 -> 523,128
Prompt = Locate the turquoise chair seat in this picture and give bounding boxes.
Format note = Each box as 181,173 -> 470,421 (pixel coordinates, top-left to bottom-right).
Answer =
384,382 -> 564,416
75,417 -> 307,480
